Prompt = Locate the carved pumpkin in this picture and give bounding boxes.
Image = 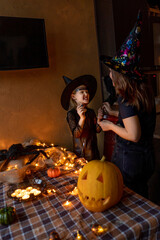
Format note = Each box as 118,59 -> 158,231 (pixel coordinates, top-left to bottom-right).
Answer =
77,157 -> 123,212
47,167 -> 61,178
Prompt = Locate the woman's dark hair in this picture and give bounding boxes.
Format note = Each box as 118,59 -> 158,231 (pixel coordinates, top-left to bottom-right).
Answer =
110,69 -> 155,113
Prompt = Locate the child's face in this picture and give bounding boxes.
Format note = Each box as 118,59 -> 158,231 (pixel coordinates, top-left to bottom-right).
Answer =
72,85 -> 89,106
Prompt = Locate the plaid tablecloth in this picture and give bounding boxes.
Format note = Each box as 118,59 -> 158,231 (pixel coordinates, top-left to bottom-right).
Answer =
0,169 -> 160,240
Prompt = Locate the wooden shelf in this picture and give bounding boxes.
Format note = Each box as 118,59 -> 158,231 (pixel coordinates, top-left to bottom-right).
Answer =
148,7 -> 160,17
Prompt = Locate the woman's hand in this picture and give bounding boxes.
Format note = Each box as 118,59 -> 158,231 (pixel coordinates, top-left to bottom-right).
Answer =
102,102 -> 112,115
103,102 -> 119,117
97,119 -> 113,131
98,115 -> 141,142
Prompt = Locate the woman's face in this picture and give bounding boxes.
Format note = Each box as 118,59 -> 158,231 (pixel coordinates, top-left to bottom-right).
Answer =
109,69 -> 115,87
72,85 -> 89,106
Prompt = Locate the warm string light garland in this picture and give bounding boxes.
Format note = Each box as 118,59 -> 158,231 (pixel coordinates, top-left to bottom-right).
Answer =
5,140 -> 108,239
5,140 -> 87,175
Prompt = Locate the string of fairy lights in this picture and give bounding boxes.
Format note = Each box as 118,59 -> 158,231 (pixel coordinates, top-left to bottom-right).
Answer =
5,140 -> 108,239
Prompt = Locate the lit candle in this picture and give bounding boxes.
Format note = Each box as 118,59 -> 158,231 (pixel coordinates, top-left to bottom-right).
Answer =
22,194 -> 30,200
26,186 -> 33,191
75,231 -> 83,240
63,200 -> 71,206
14,164 -> 18,169
91,224 -> 108,236
11,192 -> 16,197
70,187 -> 78,195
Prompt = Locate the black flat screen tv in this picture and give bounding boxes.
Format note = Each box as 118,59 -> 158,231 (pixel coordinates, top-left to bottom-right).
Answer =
0,16 -> 49,70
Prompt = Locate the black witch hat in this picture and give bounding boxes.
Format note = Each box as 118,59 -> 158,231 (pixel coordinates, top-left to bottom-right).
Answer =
61,75 -> 97,110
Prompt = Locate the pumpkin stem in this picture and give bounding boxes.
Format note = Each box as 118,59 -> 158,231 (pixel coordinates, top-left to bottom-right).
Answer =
100,156 -> 106,162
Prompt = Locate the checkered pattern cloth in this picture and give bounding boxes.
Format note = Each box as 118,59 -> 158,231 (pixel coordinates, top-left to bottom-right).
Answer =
0,169 -> 160,240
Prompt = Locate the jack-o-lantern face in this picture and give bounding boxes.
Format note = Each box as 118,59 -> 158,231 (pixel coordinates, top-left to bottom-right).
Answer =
77,159 -> 123,212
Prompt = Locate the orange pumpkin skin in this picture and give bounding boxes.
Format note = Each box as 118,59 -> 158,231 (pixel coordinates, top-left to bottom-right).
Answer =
77,158 -> 123,212
47,167 -> 61,178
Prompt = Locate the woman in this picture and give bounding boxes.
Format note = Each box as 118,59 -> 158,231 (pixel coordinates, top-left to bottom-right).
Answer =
98,11 -> 156,198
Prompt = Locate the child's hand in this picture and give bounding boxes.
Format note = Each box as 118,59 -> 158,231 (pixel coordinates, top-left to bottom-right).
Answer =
97,107 -> 103,121
77,104 -> 86,119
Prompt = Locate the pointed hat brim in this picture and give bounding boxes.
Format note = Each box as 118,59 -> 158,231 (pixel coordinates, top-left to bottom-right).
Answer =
100,55 -> 143,80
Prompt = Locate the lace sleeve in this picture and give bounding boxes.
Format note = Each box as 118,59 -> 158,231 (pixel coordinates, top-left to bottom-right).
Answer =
96,122 -> 102,133
93,112 -> 102,133
67,111 -> 83,138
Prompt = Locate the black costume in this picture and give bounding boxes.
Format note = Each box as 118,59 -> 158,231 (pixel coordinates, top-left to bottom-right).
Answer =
67,108 -> 101,161
112,96 -> 156,198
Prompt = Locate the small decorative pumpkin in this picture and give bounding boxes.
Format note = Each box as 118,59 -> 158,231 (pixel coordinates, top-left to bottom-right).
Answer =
47,167 -> 61,178
77,156 -> 123,212
0,205 -> 16,225
49,230 -> 61,240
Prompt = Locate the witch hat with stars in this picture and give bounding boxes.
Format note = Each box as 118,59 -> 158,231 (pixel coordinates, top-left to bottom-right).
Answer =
100,10 -> 143,80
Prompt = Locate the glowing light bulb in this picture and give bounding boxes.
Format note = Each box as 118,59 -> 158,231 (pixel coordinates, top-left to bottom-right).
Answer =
70,187 -> 78,195
91,224 -> 108,236
75,231 -> 83,240
63,200 -> 71,206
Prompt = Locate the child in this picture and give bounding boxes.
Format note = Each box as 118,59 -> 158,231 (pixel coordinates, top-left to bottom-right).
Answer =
61,75 -> 101,161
